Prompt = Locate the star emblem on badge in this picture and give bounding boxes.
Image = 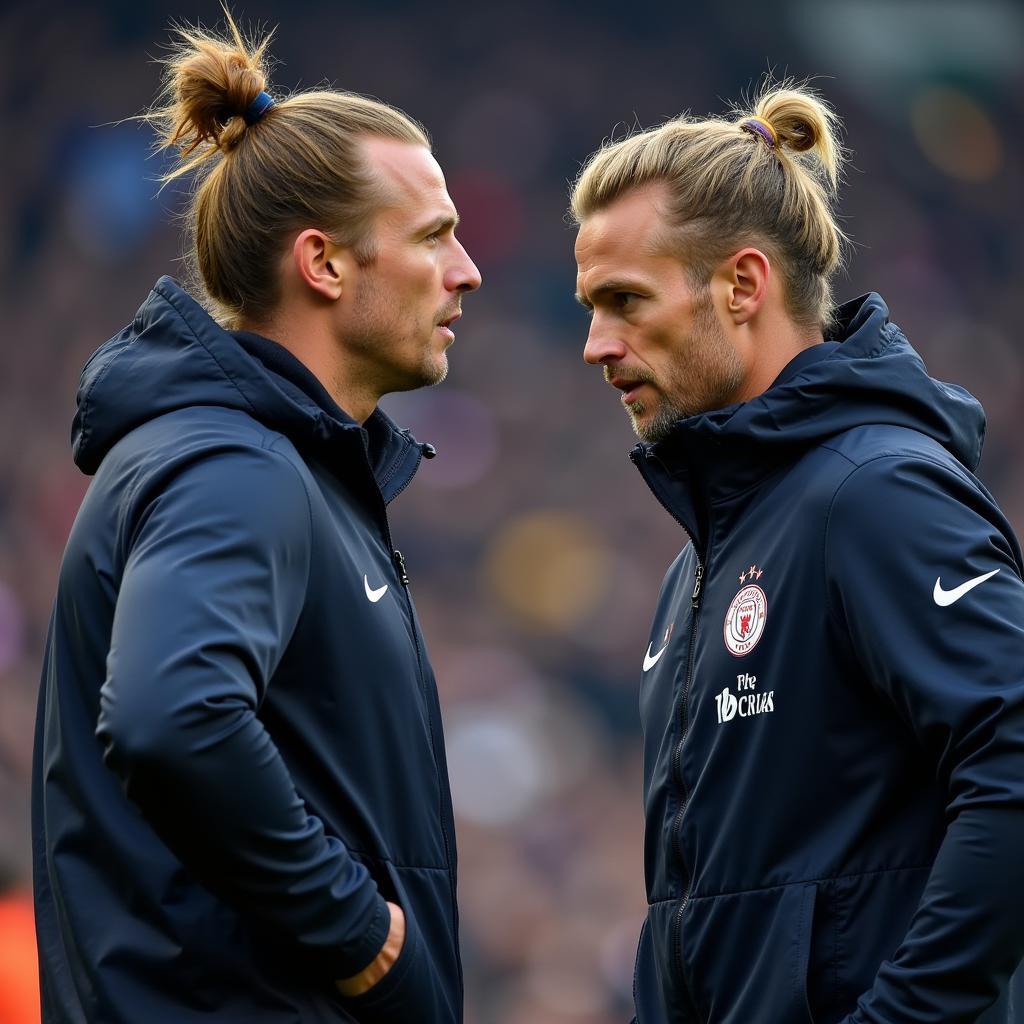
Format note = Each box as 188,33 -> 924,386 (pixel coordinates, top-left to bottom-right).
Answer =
738,564 -> 765,584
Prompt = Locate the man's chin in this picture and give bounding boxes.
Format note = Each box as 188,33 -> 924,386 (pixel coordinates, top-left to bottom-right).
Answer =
628,399 -> 680,444
627,407 -> 656,443
411,357 -> 449,390
382,357 -> 449,396
425,355 -> 449,387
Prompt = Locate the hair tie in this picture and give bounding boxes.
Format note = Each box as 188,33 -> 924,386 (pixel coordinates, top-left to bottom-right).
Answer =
243,91 -> 275,126
740,116 -> 778,149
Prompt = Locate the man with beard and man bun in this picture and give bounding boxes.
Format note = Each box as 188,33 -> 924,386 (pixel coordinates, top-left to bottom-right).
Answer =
33,12 -> 479,1023
572,83 -> 1024,1023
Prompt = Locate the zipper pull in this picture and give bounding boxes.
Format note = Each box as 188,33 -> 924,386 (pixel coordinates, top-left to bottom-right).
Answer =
393,549 -> 410,586
691,563 -> 704,608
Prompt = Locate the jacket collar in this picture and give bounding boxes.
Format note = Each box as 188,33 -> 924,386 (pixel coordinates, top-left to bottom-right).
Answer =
232,329 -> 431,505
74,277 -> 431,504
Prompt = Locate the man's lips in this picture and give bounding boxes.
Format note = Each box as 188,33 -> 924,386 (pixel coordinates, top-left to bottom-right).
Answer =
609,376 -> 650,403
436,311 -> 461,341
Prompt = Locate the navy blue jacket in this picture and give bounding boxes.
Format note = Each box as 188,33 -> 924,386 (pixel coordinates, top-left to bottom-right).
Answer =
32,278 -> 461,1023
631,294 -> 1024,1023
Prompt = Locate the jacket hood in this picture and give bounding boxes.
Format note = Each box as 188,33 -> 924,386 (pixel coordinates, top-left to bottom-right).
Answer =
72,277 -> 430,497
643,292 -> 986,478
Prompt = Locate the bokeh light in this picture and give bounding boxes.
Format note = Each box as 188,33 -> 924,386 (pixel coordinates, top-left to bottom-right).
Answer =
910,86 -> 1003,182
64,129 -> 160,261
483,511 -> 613,632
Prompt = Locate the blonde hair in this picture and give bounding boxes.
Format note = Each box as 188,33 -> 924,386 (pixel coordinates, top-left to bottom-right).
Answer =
570,82 -> 848,332
145,9 -> 430,326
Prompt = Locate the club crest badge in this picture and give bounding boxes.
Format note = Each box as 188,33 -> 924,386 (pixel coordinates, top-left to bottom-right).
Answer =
724,565 -> 767,657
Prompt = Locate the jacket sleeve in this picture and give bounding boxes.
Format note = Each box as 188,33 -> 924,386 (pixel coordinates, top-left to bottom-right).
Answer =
825,454 -> 1024,1023
96,442 -> 390,979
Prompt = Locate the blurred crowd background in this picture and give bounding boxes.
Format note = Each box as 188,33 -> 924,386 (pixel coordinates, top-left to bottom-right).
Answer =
2,0 -> 1022,1020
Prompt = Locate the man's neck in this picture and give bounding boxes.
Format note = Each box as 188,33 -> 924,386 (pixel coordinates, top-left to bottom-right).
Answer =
735,310 -> 824,404
238,315 -> 378,424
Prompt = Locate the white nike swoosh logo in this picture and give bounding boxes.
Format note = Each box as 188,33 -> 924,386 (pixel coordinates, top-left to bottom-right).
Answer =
933,568 -> 1000,607
364,575 -> 389,603
643,642 -> 668,672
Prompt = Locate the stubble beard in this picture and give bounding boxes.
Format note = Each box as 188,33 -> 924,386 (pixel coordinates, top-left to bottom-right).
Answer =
628,298 -> 745,443
350,277 -> 450,393
422,351 -> 448,388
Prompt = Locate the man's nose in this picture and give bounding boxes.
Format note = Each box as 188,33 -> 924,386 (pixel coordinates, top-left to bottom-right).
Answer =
583,317 -> 627,365
446,240 -> 482,293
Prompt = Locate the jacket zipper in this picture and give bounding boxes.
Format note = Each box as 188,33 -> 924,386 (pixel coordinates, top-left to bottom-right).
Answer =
393,549 -> 410,586
389,552 -> 458,921
670,564 -> 703,879
670,559 -> 704,1023
630,447 -> 707,1023
355,446 -> 463,994
388,546 -> 462,995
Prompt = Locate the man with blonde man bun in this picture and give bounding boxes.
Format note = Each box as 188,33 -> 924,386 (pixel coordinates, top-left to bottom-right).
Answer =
573,84 -> 1024,1023
33,12 -> 479,1024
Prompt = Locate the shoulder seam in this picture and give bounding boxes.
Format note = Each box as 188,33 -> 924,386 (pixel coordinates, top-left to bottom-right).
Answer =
120,410 -> 291,520
818,424 -> 957,471
121,436 -> 314,577
817,443 -> 859,469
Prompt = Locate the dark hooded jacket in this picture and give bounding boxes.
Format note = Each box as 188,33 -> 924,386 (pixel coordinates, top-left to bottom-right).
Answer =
630,294 -> 1024,1023
32,277 -> 461,1023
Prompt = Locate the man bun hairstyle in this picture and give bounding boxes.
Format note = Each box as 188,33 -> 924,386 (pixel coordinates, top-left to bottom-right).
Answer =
145,7 -> 430,327
157,13 -> 274,163
571,81 -> 848,333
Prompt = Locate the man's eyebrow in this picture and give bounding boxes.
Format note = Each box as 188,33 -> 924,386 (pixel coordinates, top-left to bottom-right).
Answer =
575,279 -> 645,306
416,212 -> 460,236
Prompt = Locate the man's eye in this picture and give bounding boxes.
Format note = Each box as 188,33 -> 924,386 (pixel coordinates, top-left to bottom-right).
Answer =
615,292 -> 638,308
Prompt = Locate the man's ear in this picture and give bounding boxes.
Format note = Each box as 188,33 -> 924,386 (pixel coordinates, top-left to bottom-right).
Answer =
717,248 -> 770,326
292,229 -> 347,301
